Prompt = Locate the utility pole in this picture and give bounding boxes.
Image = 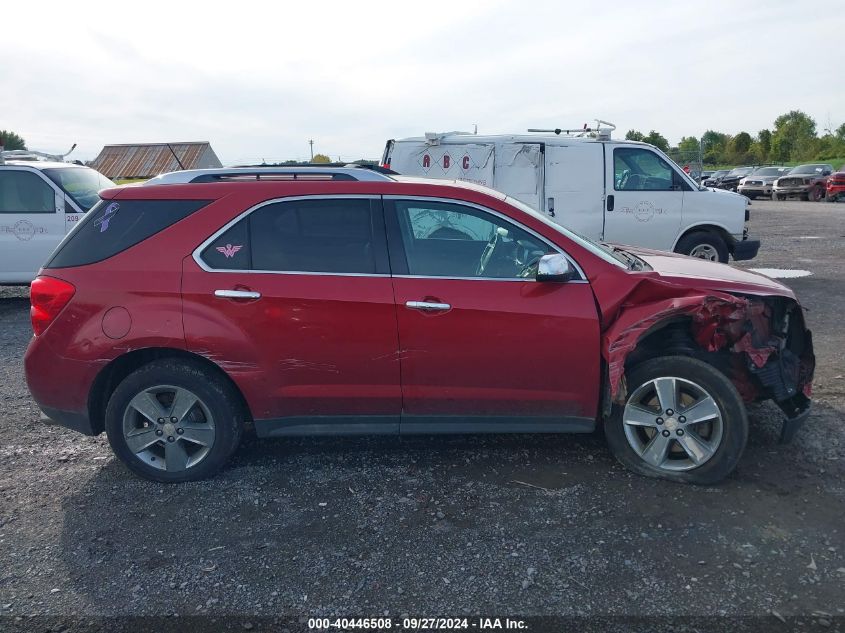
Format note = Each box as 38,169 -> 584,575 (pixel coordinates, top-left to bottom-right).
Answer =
308,139 -> 314,161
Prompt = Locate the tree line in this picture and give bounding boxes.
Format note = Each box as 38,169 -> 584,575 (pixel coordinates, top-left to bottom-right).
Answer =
6,109 -> 843,167
626,110 -> 845,166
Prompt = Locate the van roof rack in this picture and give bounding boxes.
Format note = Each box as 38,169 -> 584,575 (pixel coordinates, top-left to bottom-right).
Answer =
527,119 -> 616,140
0,143 -> 77,165
145,165 -> 397,185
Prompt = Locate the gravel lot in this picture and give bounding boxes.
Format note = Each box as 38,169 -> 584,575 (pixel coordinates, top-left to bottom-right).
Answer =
1,199 -> 844,630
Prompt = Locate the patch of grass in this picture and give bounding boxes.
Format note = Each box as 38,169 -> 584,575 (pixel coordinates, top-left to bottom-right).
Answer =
114,178 -> 147,185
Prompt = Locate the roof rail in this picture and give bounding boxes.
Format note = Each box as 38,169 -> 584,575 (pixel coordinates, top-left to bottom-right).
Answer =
234,162 -> 398,175
527,119 -> 616,140
144,165 -> 396,185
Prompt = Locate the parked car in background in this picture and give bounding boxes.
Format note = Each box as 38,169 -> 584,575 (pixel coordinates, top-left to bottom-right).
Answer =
773,164 -> 834,201
384,127 -> 758,263
715,167 -> 755,192
737,166 -> 791,199
24,166 -> 813,485
702,170 -> 730,187
0,157 -> 115,284
825,166 -> 845,202
699,170 -> 714,183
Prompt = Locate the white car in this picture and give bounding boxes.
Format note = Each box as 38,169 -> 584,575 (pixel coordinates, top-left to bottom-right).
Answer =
382,124 -> 758,263
0,160 -> 114,284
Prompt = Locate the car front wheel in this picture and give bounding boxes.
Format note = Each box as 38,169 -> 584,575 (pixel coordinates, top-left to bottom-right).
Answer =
674,232 -> 729,263
605,356 -> 748,484
105,359 -> 243,483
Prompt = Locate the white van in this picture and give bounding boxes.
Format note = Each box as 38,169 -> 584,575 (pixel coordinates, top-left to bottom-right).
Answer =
382,125 -> 758,263
0,158 -> 114,284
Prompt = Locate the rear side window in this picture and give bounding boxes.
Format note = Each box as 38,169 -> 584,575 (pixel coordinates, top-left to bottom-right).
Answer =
200,198 -> 386,274
46,199 -> 209,268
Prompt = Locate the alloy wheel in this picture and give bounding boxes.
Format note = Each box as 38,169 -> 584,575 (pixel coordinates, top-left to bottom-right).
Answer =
623,376 -> 724,472
121,385 -> 216,472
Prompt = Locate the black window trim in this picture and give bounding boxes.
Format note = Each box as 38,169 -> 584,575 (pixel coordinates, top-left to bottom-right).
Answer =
193,194 -> 392,277
382,195 -> 586,282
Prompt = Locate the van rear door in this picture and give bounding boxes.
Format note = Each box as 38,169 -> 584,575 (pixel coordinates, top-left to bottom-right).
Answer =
543,143 -> 605,241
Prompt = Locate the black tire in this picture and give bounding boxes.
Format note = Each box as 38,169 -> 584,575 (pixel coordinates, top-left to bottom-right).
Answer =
774,194 -> 786,201
808,186 -> 824,202
604,356 -> 748,485
105,359 -> 243,483
674,231 -> 729,263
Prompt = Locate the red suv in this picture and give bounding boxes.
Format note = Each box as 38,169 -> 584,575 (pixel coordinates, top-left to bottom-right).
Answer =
24,167 -> 814,484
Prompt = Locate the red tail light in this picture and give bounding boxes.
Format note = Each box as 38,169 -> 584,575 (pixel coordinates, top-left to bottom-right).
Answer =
30,276 -> 76,336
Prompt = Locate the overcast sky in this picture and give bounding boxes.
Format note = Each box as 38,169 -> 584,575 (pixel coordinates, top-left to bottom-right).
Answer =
2,0 -> 842,164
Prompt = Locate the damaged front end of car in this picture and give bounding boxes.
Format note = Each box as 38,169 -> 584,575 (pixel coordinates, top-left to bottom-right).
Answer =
603,289 -> 815,443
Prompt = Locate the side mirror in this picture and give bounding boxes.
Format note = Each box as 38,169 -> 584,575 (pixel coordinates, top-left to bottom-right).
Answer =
536,253 -> 576,282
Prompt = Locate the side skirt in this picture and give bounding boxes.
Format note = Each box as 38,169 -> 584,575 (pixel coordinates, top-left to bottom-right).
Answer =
254,415 -> 596,438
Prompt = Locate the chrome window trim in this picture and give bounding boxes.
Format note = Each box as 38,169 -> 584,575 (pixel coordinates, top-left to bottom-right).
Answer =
192,194 -> 387,276
384,195 -> 587,282
193,193 -> 589,284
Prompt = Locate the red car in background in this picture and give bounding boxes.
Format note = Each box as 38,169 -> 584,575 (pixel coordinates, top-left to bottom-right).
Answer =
826,166 -> 845,202
24,167 -> 814,484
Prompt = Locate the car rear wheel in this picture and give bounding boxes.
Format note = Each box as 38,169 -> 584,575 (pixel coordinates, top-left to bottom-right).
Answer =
105,359 -> 243,483
674,232 -> 729,263
605,356 -> 748,485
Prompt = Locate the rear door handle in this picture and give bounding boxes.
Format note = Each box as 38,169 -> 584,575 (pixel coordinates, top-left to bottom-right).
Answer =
406,300 -> 451,312
607,194 -> 615,211
214,289 -> 261,299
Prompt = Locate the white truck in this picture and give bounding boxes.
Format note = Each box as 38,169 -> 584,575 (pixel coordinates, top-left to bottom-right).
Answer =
382,123 -> 758,263
0,147 -> 115,284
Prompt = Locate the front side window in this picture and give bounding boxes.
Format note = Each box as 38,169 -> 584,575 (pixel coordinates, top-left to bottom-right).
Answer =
200,198 -> 383,274
393,200 -> 551,279
0,170 -> 56,213
614,148 -> 678,191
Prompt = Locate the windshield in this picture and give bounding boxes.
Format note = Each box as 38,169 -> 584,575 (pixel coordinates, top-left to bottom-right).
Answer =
711,170 -> 729,178
752,167 -> 788,177
790,164 -> 827,175
503,195 -> 628,269
42,167 -> 115,211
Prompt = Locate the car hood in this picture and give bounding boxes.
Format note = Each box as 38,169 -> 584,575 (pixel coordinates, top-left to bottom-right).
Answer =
619,246 -> 795,298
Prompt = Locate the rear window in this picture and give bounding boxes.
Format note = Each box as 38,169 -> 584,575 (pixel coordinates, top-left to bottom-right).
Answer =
46,199 -> 210,268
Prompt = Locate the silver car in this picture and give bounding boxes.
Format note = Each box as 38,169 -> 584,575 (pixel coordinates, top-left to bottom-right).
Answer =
738,166 -> 791,199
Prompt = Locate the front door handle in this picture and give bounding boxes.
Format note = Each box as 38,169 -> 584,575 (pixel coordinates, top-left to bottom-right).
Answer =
406,300 -> 451,312
214,289 -> 261,300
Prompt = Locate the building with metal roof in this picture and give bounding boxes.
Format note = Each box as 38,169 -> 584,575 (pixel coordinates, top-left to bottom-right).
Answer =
90,142 -> 222,180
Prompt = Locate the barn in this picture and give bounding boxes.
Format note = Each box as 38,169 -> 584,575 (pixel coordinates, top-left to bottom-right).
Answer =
90,142 -> 222,180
